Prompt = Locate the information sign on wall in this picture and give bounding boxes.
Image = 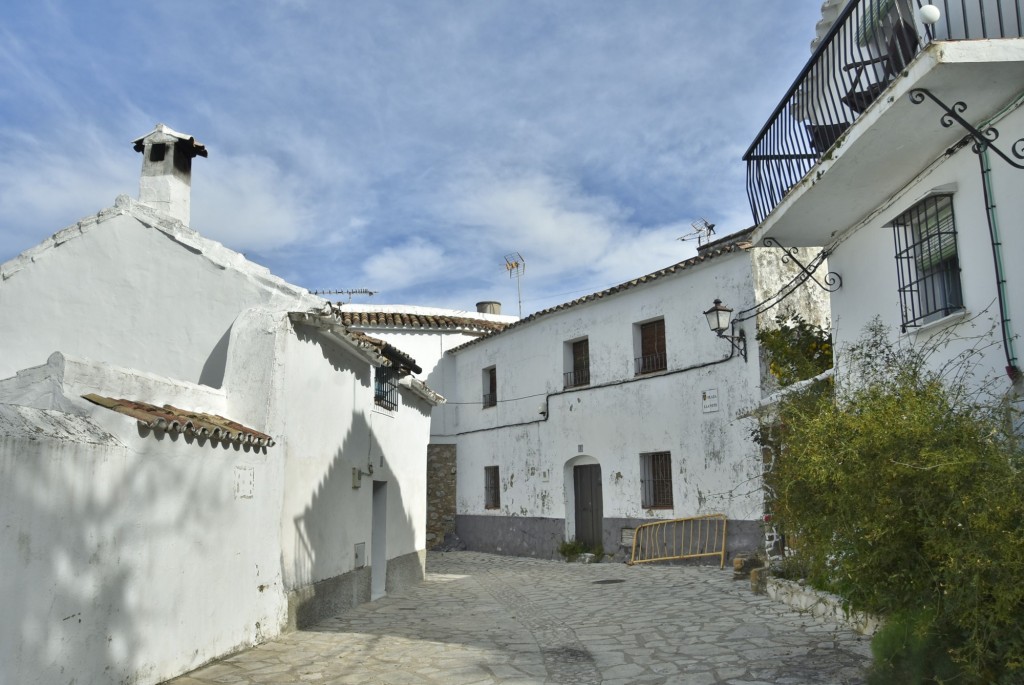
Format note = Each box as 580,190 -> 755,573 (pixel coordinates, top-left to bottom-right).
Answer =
702,388 -> 720,413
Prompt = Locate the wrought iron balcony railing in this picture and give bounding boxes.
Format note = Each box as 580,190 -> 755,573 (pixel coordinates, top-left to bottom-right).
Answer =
635,352 -> 667,375
482,392 -> 497,408
563,367 -> 591,388
743,0 -> 1024,225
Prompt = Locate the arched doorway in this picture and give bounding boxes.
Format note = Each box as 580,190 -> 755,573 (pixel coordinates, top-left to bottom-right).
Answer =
564,456 -> 603,549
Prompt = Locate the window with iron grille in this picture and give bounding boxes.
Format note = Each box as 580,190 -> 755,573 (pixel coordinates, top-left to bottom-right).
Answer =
640,451 -> 673,509
892,194 -> 963,330
564,338 -> 590,388
635,319 -> 667,374
484,465 -> 500,509
482,366 -> 497,408
374,365 -> 399,411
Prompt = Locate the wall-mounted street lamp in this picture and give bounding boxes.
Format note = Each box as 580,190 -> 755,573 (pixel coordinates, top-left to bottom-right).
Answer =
704,299 -> 747,362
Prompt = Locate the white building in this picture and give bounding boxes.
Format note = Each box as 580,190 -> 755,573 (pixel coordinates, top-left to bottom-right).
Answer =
429,230 -> 829,560
0,125 -> 442,685
744,0 -> 1024,399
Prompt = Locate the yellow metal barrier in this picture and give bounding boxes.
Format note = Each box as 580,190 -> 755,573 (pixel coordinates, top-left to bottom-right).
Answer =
628,514 -> 728,568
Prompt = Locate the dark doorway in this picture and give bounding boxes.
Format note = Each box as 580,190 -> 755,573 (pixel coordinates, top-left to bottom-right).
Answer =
573,464 -> 603,549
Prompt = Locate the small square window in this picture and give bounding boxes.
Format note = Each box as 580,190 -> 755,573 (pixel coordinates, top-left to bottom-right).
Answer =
892,194 -> 963,330
484,466 -> 500,509
640,451 -> 673,509
374,365 -> 399,411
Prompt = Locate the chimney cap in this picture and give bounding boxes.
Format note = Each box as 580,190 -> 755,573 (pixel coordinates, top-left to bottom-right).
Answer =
132,123 -> 208,158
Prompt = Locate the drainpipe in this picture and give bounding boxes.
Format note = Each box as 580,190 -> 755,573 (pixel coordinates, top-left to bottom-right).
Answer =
978,149 -> 1021,381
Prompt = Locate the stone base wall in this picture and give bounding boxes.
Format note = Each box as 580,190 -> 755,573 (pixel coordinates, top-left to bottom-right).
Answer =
426,444 -> 457,548
456,514 -> 762,563
286,550 -> 426,630
455,515 -> 565,559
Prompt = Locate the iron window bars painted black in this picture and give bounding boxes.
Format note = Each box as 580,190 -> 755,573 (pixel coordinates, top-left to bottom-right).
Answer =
374,365 -> 400,411
484,465 -> 500,509
641,451 -> 673,509
892,193 -> 963,330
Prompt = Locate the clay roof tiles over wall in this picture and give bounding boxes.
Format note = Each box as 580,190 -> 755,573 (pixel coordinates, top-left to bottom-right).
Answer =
83,394 -> 275,447
448,231 -> 753,354
334,308 -> 509,334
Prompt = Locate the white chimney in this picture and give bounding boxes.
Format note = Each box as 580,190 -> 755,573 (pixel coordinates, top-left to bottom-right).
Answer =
132,123 -> 207,225
476,301 -> 501,315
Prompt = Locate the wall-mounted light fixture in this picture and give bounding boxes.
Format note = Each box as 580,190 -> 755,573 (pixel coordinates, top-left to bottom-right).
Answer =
704,299 -> 747,362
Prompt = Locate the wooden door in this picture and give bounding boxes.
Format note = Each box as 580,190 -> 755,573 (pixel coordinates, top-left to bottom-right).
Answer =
573,464 -> 603,550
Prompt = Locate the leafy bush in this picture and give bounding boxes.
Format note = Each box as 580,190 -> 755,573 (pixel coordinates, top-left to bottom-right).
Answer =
756,310 -> 833,387
758,321 -> 1024,683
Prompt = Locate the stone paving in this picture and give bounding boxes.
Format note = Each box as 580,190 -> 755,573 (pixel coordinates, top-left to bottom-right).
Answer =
167,551 -> 871,685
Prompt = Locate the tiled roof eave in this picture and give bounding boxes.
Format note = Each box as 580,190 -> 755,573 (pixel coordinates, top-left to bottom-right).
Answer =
83,394 -> 274,447
446,242 -> 748,354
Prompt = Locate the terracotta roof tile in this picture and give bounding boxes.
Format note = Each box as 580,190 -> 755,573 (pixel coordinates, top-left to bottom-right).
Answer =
83,394 -> 274,447
333,308 -> 508,333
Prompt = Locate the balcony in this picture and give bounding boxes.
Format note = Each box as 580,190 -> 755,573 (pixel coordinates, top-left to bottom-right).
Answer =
744,0 -> 1024,236
482,392 -> 496,408
563,367 -> 591,389
635,353 -> 667,375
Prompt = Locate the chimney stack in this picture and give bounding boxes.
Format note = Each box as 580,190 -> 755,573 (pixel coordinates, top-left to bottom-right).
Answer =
476,301 -> 501,315
132,123 -> 207,225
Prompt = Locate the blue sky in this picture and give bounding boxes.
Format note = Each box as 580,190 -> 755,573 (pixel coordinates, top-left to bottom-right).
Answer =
1,1 -> 824,315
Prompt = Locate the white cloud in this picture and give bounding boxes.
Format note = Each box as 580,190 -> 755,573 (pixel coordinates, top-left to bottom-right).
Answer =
362,238 -> 448,291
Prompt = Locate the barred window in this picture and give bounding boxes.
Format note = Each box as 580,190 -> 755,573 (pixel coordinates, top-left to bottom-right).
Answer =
484,466 -> 500,509
640,451 -> 673,509
892,194 -> 963,330
374,365 -> 399,411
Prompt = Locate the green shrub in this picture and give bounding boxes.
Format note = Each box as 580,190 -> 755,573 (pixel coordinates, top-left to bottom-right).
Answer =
558,539 -> 603,561
756,310 -> 832,387
758,320 -> 1024,683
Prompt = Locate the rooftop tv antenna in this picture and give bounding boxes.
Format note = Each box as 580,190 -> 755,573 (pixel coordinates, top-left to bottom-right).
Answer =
311,288 -> 379,302
504,252 -> 525,317
678,218 -> 716,247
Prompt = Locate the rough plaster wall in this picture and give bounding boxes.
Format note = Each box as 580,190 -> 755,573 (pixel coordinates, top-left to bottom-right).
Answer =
446,252 -> 766,550
263,315 -> 430,596
750,246 -> 833,396
0,410 -> 284,685
826,106 -> 1024,398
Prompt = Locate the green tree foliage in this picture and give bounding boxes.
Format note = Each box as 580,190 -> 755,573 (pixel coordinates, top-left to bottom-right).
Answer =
758,321 -> 1024,683
756,310 -> 833,386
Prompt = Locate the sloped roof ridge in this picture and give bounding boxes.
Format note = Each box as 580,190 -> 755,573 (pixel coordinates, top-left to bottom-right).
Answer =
447,238 -> 750,354
332,306 -> 509,333
1,196 -> 321,307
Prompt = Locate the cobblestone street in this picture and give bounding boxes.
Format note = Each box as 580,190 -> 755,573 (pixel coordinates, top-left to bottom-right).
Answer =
167,552 -> 870,685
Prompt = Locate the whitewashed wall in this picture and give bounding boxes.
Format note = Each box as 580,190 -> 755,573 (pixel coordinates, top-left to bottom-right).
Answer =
0,203 -> 434,683
443,249 -> 768,557
0,355 -> 286,685
0,196 -> 320,386
825,104 -> 1024,395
